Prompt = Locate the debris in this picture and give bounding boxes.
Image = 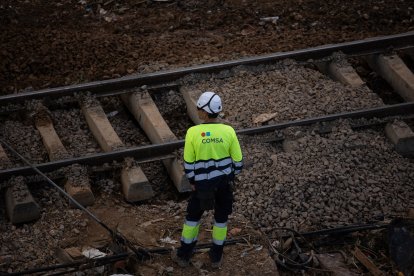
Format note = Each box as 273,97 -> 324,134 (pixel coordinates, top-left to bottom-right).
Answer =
353,247 -> 383,276
82,247 -> 106,259
240,244 -> 262,257
282,237 -> 293,250
98,7 -> 117,22
252,112 -> 278,124
82,247 -> 107,274
99,8 -> 108,15
140,218 -> 165,227
271,240 -> 280,248
65,247 -> 84,260
260,16 -> 280,24
240,251 -> 248,258
56,248 -> 74,263
159,237 -> 178,244
106,110 -> 119,118
229,227 -> 242,236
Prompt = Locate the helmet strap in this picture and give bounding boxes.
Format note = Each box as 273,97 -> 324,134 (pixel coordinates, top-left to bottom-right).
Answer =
199,93 -> 218,114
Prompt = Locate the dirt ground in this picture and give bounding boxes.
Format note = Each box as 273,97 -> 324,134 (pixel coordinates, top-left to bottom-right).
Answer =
80,199 -> 279,275
1,1 -> 414,275
1,0 -> 413,94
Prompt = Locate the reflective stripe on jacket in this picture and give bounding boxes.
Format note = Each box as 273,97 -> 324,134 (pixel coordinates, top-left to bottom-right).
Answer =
183,123 -> 243,184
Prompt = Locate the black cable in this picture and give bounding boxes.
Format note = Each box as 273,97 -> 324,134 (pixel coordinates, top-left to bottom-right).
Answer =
271,223 -> 389,240
299,223 -> 389,237
0,253 -> 128,276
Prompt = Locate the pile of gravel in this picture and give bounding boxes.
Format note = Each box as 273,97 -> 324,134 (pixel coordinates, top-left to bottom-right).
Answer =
181,61 -> 383,129
234,120 -> 414,233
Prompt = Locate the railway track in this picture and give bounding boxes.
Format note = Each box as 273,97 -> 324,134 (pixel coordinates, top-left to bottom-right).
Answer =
1,32 -> 414,274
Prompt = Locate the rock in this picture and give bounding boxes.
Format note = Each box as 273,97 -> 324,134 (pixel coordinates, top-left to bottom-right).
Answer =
281,210 -> 289,219
349,207 -> 358,214
372,187 -> 381,193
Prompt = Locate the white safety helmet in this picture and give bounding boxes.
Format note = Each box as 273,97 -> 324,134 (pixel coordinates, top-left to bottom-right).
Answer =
196,91 -> 222,114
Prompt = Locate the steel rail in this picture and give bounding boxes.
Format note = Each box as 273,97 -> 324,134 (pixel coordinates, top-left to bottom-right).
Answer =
0,144 -> 181,179
0,84 -> 179,116
0,32 -> 413,104
0,102 -> 413,180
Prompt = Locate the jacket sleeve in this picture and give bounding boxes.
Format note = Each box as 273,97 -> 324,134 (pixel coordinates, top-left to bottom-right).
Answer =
183,128 -> 196,183
230,129 -> 243,175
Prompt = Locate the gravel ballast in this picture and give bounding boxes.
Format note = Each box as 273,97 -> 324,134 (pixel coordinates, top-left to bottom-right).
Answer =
182,62 -> 384,129
234,121 -> 414,233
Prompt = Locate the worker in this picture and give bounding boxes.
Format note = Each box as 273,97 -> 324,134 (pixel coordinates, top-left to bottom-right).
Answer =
172,91 -> 243,268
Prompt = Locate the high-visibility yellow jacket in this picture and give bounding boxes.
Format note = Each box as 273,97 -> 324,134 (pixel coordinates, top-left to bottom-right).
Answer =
183,123 -> 243,185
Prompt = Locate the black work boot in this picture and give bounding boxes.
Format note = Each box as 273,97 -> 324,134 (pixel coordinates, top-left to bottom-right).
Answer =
173,241 -> 197,267
171,248 -> 190,267
209,244 -> 224,268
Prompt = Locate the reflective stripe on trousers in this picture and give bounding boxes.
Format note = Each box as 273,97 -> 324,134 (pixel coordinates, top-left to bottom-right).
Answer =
212,221 -> 227,245
181,220 -> 200,244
